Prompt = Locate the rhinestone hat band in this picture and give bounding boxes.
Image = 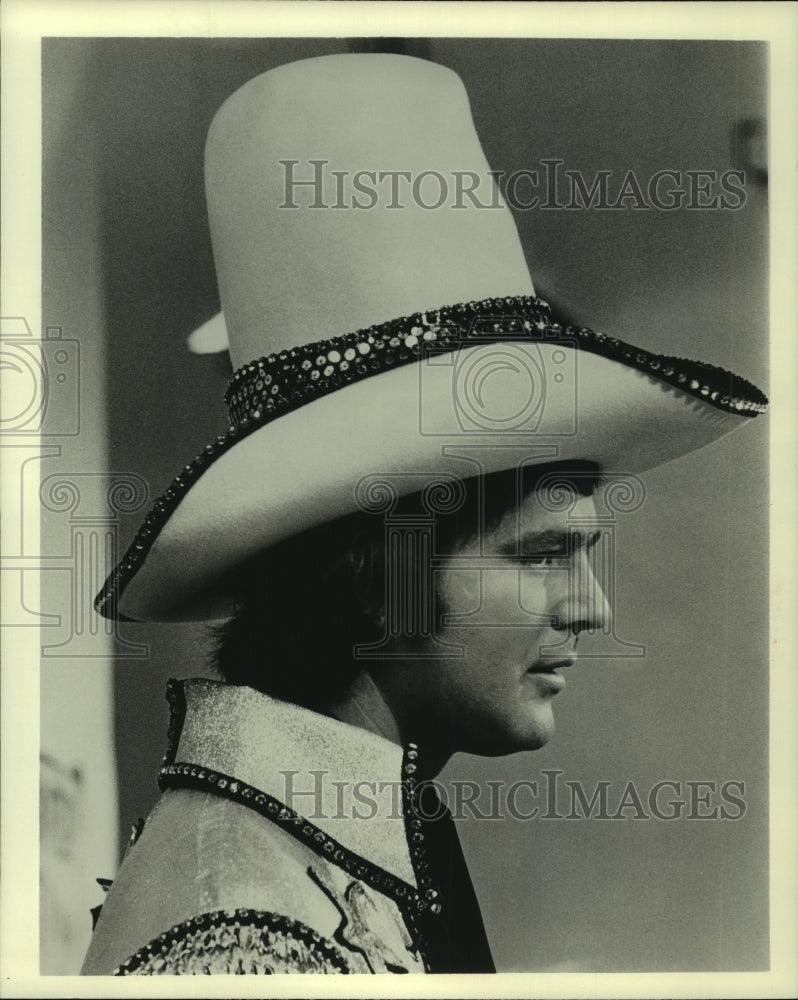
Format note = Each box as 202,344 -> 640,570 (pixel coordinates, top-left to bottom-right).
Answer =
95,294 -> 766,619
225,295 -> 766,430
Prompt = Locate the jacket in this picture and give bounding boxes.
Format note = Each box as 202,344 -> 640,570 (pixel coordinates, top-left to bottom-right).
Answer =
81,678 -> 495,974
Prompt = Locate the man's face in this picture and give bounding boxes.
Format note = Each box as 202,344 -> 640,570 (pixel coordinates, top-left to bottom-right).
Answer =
378,487 -> 611,758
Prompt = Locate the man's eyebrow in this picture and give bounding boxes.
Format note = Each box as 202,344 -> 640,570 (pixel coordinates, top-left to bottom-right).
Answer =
496,529 -> 568,555
496,528 -> 602,555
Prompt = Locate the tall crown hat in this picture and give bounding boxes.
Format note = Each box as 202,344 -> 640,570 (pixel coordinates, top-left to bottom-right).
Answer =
96,53 -> 767,623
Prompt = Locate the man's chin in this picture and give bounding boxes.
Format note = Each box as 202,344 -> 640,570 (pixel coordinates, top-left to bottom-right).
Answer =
519,724 -> 554,753
467,716 -> 555,757
517,704 -> 558,752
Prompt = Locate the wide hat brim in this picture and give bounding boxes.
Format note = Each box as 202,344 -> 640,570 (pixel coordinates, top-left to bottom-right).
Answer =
97,296 -> 767,623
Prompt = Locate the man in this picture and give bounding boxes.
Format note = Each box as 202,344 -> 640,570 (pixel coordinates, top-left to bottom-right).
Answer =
82,53 -> 766,975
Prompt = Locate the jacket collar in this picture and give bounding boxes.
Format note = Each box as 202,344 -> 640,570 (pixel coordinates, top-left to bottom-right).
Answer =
165,677 -> 419,889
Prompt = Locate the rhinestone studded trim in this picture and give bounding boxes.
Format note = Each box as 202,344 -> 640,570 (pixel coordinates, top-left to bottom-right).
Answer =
402,743 -> 442,919
94,294 -> 767,620
113,908 -> 352,975
159,680 -> 441,929
395,742 -> 439,972
224,295 -> 767,427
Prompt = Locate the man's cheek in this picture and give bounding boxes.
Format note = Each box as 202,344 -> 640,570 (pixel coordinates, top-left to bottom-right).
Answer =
438,567 -> 483,616
519,573 -> 556,622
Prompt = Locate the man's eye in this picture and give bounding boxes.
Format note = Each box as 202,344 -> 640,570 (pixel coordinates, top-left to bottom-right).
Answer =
518,554 -> 565,569
521,555 -> 550,568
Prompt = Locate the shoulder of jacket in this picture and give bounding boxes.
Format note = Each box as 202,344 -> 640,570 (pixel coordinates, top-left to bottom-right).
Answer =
82,789 -> 342,973
83,788 -> 426,975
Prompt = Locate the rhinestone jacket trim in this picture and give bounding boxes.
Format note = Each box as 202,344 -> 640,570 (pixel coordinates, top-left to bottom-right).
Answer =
113,908 -> 352,975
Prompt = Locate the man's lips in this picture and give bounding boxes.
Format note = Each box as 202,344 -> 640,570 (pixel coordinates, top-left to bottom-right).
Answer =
527,656 -> 576,674
526,656 -> 575,691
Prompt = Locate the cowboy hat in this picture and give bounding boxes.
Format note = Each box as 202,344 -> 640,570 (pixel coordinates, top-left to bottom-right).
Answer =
95,53 -> 767,623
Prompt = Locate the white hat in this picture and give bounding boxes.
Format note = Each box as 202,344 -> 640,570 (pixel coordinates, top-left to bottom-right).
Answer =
96,54 -> 767,623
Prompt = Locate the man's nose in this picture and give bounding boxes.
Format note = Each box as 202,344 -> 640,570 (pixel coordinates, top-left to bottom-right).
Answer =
553,550 -> 612,636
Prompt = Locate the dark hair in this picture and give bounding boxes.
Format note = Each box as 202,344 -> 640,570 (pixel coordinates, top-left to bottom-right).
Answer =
211,460 -> 600,708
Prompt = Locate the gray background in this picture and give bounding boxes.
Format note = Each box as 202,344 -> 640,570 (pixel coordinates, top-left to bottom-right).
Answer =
42,37 -> 768,972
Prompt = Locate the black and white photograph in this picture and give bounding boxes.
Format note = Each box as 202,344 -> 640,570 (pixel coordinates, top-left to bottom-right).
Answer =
1,2 -> 796,996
